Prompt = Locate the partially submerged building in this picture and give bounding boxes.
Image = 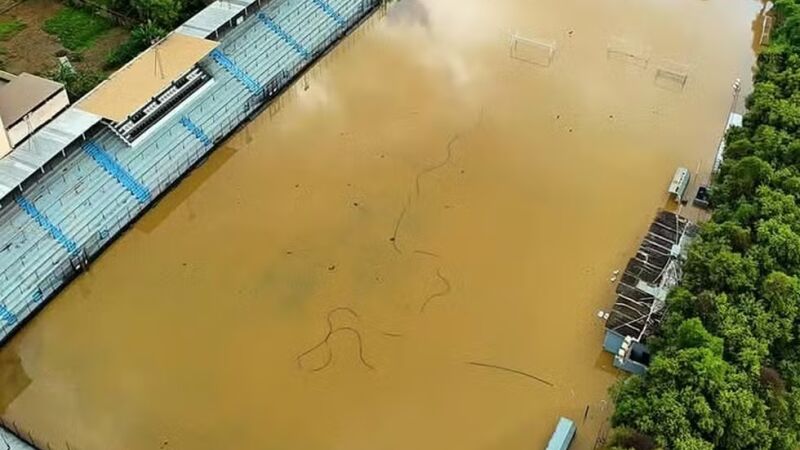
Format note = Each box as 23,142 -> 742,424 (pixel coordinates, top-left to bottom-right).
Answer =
602,210 -> 696,374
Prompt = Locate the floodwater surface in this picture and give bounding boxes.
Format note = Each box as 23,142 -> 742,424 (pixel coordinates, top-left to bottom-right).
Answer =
0,0 -> 763,448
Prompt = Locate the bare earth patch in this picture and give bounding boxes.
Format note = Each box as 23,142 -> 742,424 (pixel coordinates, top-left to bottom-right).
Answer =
78,26 -> 128,72
0,0 -> 128,75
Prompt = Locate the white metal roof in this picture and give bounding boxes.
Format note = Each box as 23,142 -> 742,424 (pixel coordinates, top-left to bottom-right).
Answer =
713,112 -> 744,173
0,427 -> 36,450
0,107 -> 100,200
176,0 -> 257,38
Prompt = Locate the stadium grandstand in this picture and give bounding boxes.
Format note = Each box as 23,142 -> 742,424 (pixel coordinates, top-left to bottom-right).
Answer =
0,0 -> 381,348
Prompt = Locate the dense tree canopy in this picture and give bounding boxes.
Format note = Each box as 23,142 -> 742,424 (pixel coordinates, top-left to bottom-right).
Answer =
607,2 -> 800,449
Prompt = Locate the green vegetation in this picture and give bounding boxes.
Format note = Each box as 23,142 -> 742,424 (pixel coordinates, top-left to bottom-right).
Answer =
105,0 -> 204,34
606,2 -> 800,449
99,0 -> 202,68
0,19 -> 25,70
104,21 -> 164,69
42,6 -> 112,51
48,65 -> 103,101
0,19 -> 25,41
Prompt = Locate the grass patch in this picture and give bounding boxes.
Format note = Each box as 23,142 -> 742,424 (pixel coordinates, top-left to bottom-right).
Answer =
0,19 -> 25,41
42,7 -> 112,51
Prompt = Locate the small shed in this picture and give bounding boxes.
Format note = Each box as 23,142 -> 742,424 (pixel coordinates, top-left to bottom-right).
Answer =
0,72 -> 69,157
667,167 -> 690,201
546,417 -> 577,450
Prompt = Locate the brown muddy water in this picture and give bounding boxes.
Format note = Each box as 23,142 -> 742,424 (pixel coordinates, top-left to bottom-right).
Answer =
0,0 -> 764,449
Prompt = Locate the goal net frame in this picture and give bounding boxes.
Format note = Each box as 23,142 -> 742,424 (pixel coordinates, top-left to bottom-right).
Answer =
654,59 -> 690,89
510,33 -> 556,67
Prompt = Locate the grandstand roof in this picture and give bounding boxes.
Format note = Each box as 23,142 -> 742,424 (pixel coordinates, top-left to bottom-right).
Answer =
0,107 -> 101,201
176,0 -> 258,39
78,33 -> 218,123
0,73 -> 65,128
605,211 -> 694,341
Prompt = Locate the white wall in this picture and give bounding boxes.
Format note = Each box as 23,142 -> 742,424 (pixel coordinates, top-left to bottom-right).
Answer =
0,114 -> 11,159
6,90 -> 69,148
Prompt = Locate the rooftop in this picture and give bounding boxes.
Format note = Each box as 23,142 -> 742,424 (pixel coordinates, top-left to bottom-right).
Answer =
605,211 -> 695,340
176,0 -> 258,39
0,107 -> 101,201
0,73 -> 64,128
78,33 -> 219,123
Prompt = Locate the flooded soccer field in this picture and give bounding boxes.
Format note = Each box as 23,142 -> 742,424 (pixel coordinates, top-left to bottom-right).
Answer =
0,0 -> 764,448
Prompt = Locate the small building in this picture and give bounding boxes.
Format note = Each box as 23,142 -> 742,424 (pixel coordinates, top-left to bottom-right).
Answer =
713,112 -> 744,173
667,167 -> 690,202
546,417 -> 577,450
0,71 -> 70,158
602,211 -> 696,373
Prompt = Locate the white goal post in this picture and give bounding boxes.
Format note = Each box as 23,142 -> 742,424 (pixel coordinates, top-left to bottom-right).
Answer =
510,33 -> 556,67
655,59 -> 690,89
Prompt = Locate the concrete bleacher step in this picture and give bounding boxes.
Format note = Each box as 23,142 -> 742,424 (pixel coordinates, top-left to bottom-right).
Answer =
0,212 -> 53,275
14,196 -> 78,255
0,233 -> 65,308
83,141 -> 152,204
210,49 -> 264,95
61,181 -> 131,246
0,155 -> 98,264
311,0 -> 347,28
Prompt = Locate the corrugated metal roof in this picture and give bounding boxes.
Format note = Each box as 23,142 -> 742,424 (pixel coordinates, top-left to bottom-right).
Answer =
0,426 -> 37,449
0,107 -> 100,200
176,0 -> 257,38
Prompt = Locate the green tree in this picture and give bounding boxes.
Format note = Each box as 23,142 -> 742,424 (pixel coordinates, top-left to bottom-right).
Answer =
130,0 -> 183,27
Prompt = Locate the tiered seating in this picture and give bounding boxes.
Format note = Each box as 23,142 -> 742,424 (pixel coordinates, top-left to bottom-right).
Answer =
0,0 -> 379,343
311,0 -> 346,28
14,195 -> 78,255
257,12 -> 311,59
82,141 -> 152,204
179,116 -> 214,147
209,48 -> 263,95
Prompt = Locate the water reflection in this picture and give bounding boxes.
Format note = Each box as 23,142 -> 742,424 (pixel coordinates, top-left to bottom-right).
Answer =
386,0 -> 430,28
0,351 -> 29,415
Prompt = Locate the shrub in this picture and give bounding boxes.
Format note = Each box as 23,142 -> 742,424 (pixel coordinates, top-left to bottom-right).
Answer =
42,7 -> 112,50
48,65 -> 104,101
104,22 -> 164,69
0,19 -> 25,41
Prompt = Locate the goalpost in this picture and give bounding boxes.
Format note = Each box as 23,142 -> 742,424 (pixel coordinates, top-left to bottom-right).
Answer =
655,59 -> 690,89
510,33 -> 556,67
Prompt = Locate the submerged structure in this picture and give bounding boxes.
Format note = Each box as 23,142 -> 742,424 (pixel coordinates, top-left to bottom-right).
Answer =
0,0 -> 380,344
602,210 -> 696,374
545,417 -> 577,450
